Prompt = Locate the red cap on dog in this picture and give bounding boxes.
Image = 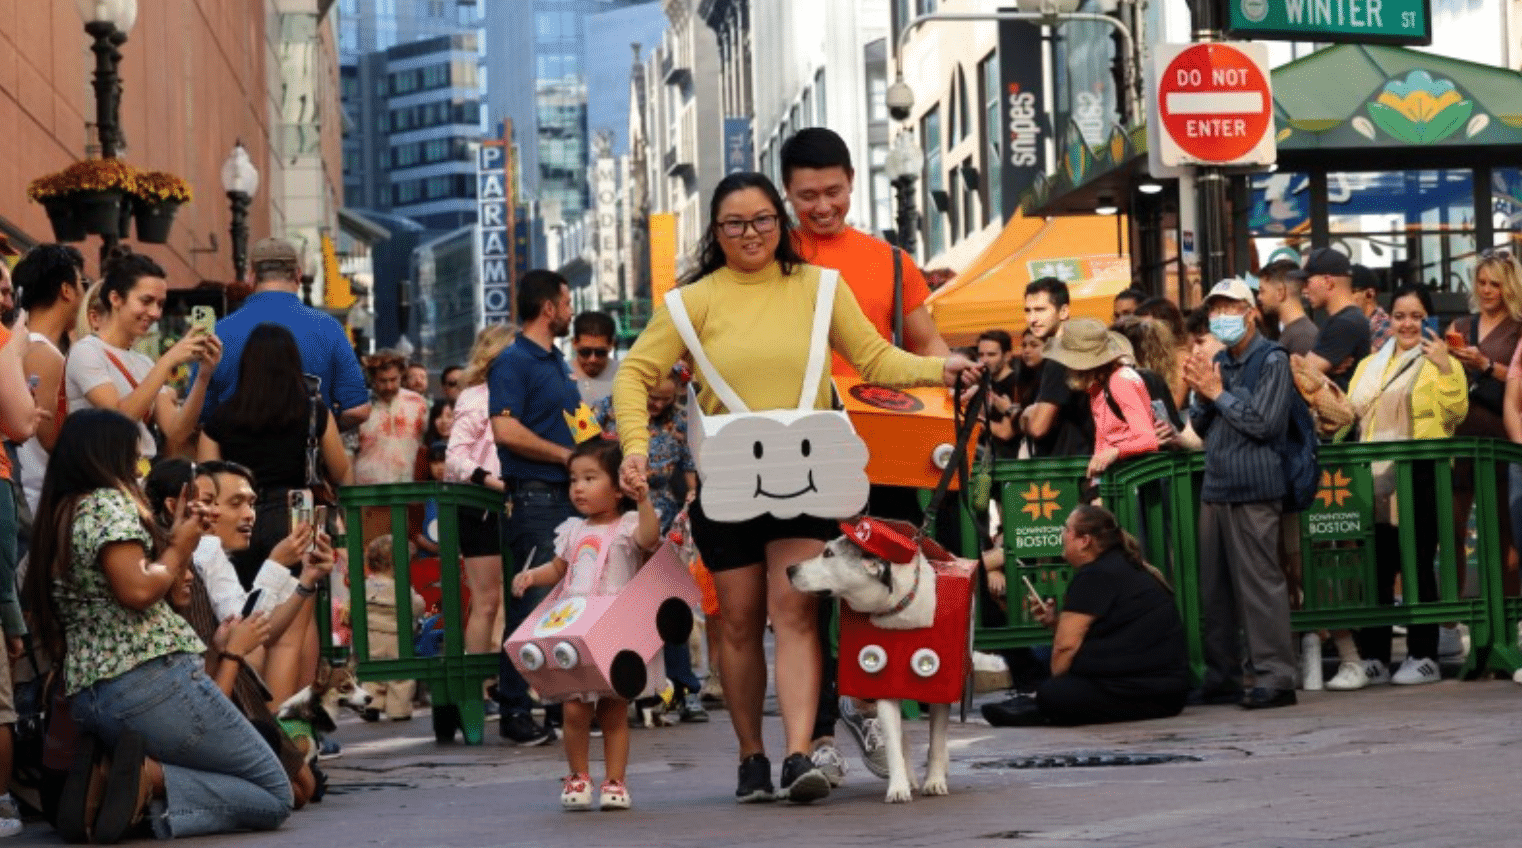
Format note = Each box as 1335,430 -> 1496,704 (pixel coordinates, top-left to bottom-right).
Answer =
838,517 -> 919,564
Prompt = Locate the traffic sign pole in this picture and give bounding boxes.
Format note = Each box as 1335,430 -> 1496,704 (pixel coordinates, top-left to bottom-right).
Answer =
1194,0 -> 1229,290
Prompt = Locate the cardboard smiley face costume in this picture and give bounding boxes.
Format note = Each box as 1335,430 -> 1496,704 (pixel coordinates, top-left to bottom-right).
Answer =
664,269 -> 871,523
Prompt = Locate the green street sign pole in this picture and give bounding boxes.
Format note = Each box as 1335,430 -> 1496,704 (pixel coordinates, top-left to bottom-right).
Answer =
1221,0 -> 1432,46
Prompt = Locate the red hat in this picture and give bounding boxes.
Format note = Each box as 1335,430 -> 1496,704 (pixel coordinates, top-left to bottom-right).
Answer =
838,517 -> 919,564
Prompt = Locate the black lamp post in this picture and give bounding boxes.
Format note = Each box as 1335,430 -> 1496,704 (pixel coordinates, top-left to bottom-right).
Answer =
77,0 -> 136,159
76,0 -> 137,267
220,141 -> 259,282
884,131 -> 924,258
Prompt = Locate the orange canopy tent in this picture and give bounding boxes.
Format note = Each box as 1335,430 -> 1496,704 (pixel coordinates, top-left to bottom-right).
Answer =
926,214 -> 1132,346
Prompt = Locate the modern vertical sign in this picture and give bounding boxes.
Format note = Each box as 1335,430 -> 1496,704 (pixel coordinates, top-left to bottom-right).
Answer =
997,17 -> 1047,219
723,117 -> 754,173
477,130 -> 514,326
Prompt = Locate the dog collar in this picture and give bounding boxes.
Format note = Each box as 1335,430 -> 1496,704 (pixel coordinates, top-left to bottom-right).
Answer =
880,558 -> 923,617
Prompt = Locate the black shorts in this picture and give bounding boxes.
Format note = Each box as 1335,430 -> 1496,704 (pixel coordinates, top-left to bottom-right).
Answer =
688,494 -> 840,572
456,505 -> 503,558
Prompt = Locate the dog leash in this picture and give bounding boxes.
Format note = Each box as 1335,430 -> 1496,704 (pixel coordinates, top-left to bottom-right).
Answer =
919,371 -> 990,540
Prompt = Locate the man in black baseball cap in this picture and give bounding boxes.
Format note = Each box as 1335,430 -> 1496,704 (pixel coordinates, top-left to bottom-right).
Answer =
1301,248 -> 1369,390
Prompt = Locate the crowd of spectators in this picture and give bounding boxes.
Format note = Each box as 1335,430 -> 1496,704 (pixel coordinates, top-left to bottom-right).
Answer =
1,157 -> 1519,826
977,244 -> 1522,723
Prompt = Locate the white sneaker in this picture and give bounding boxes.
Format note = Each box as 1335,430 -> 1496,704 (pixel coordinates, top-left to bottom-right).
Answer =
1512,667 -> 1522,685
0,817 -> 20,838
1392,656 -> 1441,685
811,742 -> 848,787
1364,659 -> 1392,685
839,697 -> 889,779
1300,633 -> 1323,691
1438,625 -> 1468,660
1324,661 -> 1368,691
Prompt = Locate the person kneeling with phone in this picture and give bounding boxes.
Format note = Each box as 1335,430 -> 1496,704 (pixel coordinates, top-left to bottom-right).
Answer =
983,505 -> 1190,728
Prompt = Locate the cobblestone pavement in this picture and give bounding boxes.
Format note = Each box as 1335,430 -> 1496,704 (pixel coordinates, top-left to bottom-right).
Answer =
12,674 -> 1522,848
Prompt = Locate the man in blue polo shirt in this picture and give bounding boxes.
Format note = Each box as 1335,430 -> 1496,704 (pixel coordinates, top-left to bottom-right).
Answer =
200,237 -> 371,426
490,269 -> 579,745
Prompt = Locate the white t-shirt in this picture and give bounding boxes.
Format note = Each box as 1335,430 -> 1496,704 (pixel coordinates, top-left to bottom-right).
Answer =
65,334 -> 162,458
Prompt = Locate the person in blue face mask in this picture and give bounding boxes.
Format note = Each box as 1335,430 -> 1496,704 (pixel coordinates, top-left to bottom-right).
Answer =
1182,278 -> 1299,712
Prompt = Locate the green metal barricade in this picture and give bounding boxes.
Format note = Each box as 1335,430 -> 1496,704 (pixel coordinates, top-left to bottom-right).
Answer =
316,481 -> 508,744
977,437 -> 1522,683
978,456 -> 1090,652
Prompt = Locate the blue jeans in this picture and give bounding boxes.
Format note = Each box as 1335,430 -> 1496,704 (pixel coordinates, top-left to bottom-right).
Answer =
71,653 -> 292,838
498,486 -> 573,712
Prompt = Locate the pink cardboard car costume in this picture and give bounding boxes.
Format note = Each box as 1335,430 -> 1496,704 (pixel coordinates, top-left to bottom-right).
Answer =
505,539 -> 701,701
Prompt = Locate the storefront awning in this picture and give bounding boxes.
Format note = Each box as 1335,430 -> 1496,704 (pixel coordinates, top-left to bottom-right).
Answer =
925,214 -> 1130,346
1025,44 -> 1522,216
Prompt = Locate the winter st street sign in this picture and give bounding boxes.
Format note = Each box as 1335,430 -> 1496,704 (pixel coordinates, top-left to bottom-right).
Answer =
1224,0 -> 1432,46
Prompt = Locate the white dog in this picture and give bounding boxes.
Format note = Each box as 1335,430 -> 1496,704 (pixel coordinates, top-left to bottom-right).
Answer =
787,531 -> 953,804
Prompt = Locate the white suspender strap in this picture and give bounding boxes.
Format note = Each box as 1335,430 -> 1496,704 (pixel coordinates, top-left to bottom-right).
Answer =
797,269 -> 839,410
662,288 -> 750,414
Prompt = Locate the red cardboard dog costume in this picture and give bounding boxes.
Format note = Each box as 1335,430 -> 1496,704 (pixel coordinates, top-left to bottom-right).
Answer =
834,518 -> 975,704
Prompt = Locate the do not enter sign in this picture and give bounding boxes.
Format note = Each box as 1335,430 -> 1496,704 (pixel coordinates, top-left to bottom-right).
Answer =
1154,42 -> 1276,167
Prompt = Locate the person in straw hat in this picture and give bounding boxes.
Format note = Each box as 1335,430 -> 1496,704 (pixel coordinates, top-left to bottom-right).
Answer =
1043,318 -> 1161,478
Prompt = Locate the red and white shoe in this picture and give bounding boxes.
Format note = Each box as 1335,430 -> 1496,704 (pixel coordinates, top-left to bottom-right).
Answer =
598,778 -> 631,810
560,773 -> 593,811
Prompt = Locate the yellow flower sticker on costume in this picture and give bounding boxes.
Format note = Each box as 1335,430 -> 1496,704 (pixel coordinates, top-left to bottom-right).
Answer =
533,596 -> 586,637
564,403 -> 603,444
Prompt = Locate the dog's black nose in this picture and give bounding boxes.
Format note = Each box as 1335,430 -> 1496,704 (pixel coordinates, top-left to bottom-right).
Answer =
785,564 -> 800,580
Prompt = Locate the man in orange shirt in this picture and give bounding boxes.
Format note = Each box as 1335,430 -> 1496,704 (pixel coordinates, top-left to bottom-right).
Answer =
783,128 -> 950,378
780,127 -> 953,790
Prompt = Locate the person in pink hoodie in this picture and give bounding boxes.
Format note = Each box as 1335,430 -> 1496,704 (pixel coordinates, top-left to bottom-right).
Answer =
1043,319 -> 1161,478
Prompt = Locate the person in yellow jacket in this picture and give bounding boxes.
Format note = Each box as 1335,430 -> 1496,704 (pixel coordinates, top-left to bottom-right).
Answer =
612,172 -> 979,805
1326,284 -> 1467,692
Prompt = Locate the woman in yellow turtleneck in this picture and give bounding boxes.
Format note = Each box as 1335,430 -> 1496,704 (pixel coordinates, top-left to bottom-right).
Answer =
613,172 -> 978,805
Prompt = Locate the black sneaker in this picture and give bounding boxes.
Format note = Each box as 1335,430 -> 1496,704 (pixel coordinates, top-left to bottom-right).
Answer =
777,752 -> 831,803
980,695 -> 1048,727
735,753 -> 775,803
500,710 -> 555,746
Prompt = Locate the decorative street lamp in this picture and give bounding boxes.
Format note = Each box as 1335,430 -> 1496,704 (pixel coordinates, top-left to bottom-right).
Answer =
75,0 -> 137,159
220,141 -> 259,282
884,130 -> 924,259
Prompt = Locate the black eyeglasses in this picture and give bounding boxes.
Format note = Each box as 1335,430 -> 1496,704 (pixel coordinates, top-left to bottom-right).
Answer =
715,213 -> 780,238
576,347 -> 611,359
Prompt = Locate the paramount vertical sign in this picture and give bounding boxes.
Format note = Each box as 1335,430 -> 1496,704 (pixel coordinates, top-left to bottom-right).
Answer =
477,128 -> 515,326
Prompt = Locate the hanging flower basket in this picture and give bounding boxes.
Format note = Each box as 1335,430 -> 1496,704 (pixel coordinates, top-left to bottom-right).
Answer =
129,171 -> 192,245
78,189 -> 127,237
42,198 -> 87,242
28,158 -> 139,240
132,198 -> 181,244
27,158 -> 139,201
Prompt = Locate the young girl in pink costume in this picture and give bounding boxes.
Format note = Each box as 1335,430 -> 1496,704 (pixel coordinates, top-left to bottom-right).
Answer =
511,438 -> 660,811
